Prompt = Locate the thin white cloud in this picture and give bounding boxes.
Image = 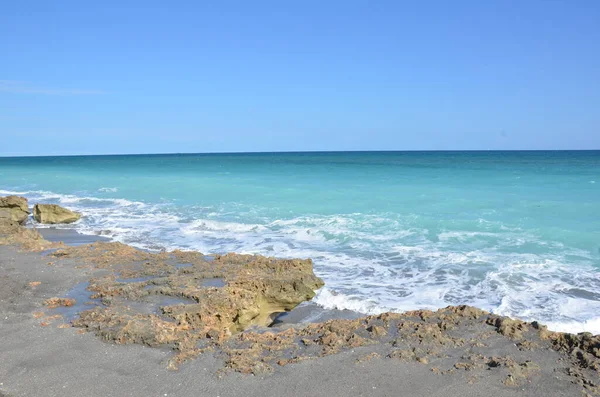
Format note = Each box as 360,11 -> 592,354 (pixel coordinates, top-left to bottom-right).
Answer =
0,80 -> 105,95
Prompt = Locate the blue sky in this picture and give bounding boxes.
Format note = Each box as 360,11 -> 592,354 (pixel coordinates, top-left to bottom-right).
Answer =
1,1 -> 599,155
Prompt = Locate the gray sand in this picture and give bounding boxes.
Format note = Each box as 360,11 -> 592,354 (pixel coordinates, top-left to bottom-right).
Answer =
37,228 -> 110,246
0,234 -> 595,396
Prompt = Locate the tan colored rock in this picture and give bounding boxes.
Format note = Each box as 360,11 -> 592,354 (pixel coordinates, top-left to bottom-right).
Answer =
0,221 -> 59,251
33,203 -> 81,224
0,195 -> 30,225
0,196 -> 57,251
49,245 -> 324,353
44,297 -> 76,308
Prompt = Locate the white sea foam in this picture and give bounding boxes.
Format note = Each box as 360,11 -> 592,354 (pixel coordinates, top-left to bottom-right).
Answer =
183,219 -> 268,234
98,187 -> 118,192
544,318 -> 600,334
4,188 -> 600,334
313,287 -> 387,314
0,189 -> 140,207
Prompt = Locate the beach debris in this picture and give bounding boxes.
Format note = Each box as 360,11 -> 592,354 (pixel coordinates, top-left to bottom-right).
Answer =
44,297 -> 76,308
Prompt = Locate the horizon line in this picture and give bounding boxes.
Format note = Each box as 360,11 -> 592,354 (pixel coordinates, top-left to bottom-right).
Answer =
1,148 -> 599,159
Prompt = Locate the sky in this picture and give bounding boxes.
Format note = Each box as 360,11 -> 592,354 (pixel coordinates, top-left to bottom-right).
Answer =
1,0 -> 599,156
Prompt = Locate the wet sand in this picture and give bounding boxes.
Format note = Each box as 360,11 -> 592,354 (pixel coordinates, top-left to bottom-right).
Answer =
37,227 -> 110,246
0,229 -> 598,396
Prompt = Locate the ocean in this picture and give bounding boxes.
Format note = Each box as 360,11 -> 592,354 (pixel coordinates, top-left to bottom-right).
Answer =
1,151 -> 599,333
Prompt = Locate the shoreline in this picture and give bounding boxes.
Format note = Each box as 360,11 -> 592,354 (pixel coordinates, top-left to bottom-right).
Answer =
3,185 -> 598,336
35,226 -> 600,335
37,227 -> 365,327
11,221 -> 600,338
37,227 -> 110,246
1,219 -> 599,396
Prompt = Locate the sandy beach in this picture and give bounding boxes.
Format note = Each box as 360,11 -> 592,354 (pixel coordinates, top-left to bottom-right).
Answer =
0,224 -> 598,397
3,1 -> 599,394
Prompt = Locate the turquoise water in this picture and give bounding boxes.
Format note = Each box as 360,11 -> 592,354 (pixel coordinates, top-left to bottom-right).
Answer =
1,151 -> 599,332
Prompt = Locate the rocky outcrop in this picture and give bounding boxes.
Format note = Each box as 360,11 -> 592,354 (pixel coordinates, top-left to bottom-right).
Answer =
21,229 -> 600,394
0,197 -> 64,250
47,244 -> 324,351
0,195 -> 29,225
0,220 -> 58,251
33,204 -> 81,224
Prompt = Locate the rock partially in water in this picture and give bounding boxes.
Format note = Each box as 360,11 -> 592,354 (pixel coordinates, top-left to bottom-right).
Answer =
49,242 -> 324,351
52,282 -> 102,322
0,195 -> 29,225
44,297 -> 76,308
33,203 -> 81,224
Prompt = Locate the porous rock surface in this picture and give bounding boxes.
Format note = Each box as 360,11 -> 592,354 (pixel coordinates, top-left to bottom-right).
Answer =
0,218 -> 60,251
0,195 -> 30,225
46,242 -> 324,363
33,203 -> 81,224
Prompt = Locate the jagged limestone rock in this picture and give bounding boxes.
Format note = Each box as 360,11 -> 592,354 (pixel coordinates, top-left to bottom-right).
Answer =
0,195 -> 30,225
33,203 -> 81,224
